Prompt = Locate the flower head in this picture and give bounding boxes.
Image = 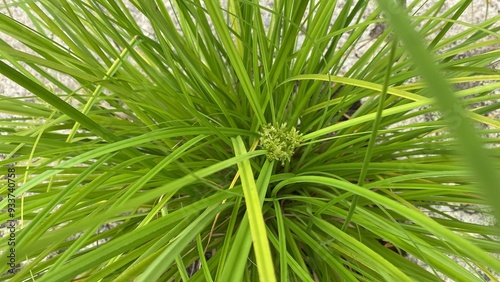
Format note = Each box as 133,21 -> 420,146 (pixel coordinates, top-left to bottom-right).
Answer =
258,123 -> 303,165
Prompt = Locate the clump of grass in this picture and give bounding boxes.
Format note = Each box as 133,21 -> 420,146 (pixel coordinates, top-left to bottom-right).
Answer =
0,1 -> 499,281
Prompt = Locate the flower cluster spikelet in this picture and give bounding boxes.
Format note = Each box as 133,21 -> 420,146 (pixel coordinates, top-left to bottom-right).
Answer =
258,123 -> 303,165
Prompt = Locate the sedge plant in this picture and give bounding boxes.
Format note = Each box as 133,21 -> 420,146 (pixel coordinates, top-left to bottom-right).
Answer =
0,0 -> 499,281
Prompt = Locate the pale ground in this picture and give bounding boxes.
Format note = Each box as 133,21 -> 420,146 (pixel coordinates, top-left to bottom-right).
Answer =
1,1 -> 499,281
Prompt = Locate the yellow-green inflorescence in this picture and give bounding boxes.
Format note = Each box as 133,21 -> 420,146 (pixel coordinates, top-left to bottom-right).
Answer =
258,123 -> 303,165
